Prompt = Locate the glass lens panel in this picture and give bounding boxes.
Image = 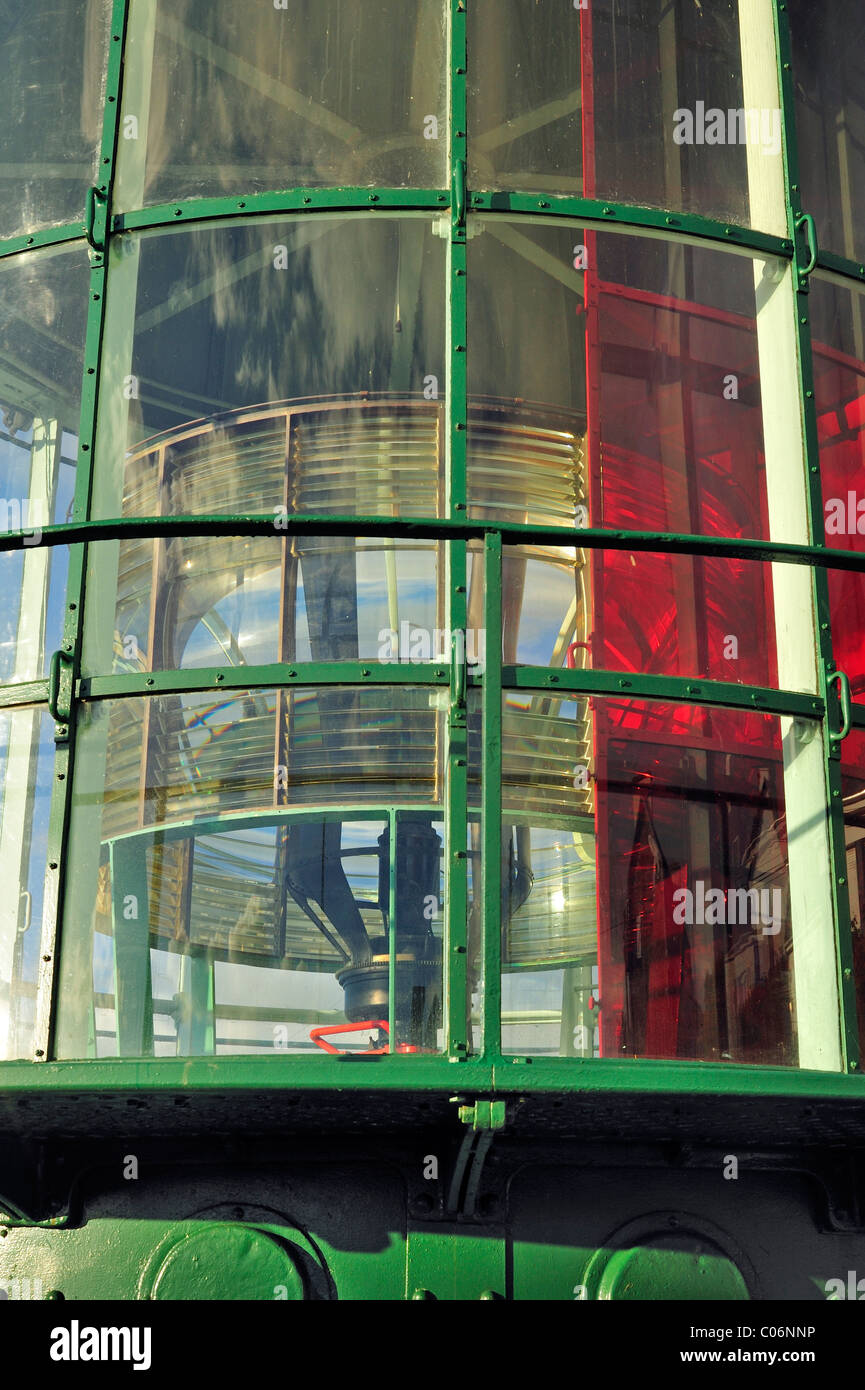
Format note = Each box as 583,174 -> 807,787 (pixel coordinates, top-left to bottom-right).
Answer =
0,0 -> 112,240
0,707 -> 55,1060
92,218 -> 446,521
498,544 -> 780,687
468,224 -> 786,540
56,687 -> 446,1057
468,0 -> 781,230
0,246 -> 88,680
499,693 -> 835,1067
115,0 -> 447,209
842,729 -> 865,1061
789,0 -> 865,264
83,534 -> 444,675
812,274 -> 865,702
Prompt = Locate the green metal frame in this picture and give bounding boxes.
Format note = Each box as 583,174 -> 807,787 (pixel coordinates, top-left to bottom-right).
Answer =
0,0 -> 864,1083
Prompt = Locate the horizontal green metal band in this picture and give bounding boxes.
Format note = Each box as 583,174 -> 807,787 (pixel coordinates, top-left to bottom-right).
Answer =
505,667 -> 823,720
112,188 -> 451,234
0,1054 -> 863,1101
815,248 -> 865,288
76,665 -> 821,724
0,680 -> 49,710
80,662 -> 453,699
5,514 -> 865,573
0,197 -> 800,265
0,225 -> 87,263
490,1056 -> 865,1100
469,193 -> 793,259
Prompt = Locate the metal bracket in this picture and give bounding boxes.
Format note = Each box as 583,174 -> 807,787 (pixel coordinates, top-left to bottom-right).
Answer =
458,1100 -> 507,1131
446,1101 -> 507,1218
828,669 -> 852,755
85,185 -> 108,255
47,648 -> 75,736
794,211 -> 818,288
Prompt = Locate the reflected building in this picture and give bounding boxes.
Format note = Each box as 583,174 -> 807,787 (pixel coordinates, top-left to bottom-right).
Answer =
0,0 -> 865,1302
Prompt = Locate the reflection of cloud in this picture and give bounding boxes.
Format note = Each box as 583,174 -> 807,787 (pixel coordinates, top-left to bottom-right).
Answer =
137,217 -> 443,431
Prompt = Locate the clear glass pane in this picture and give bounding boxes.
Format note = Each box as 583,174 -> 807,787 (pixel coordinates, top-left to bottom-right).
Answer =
0,0 -> 112,240
0,246 -> 88,680
56,687 -> 446,1057
83,534 -> 444,675
468,0 -> 781,230
92,218 -> 446,521
0,707 -> 55,1061
789,0 -> 865,264
499,693 -> 836,1067
497,543 -> 780,688
468,224 -> 788,540
812,273 -> 865,702
115,0 -> 447,210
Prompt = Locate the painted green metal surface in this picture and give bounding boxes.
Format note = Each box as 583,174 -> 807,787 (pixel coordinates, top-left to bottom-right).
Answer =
6,514 -> 865,571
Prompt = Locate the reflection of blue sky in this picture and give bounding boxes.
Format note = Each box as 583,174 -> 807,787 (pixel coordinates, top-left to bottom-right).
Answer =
180,542 -> 439,668
177,545 -> 580,670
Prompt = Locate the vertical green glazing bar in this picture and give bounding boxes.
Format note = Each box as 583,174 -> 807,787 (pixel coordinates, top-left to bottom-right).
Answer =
388,806 -> 398,1053
35,0 -> 130,1061
445,543 -> 469,1057
481,531 -> 502,1058
447,0 -> 467,514
444,0 -> 470,1058
774,0 -> 859,1072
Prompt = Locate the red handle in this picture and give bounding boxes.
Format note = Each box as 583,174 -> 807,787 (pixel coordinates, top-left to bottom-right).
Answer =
309,1020 -> 389,1054
566,640 -> 592,670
